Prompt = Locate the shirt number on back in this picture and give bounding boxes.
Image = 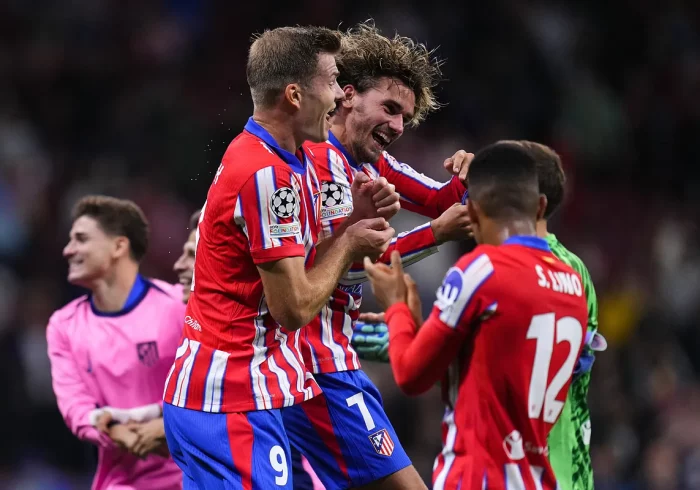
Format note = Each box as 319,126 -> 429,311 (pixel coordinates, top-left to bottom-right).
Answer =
526,313 -> 583,423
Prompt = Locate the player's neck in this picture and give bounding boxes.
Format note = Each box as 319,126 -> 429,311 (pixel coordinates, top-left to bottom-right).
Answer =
536,219 -> 549,238
483,219 -> 538,246
90,263 -> 140,313
252,111 -> 300,154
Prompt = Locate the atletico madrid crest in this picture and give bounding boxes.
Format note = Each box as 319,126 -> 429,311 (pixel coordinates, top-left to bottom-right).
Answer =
136,341 -> 159,367
368,428 -> 395,456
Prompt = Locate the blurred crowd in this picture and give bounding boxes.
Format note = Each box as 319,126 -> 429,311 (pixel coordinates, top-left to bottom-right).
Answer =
0,0 -> 699,488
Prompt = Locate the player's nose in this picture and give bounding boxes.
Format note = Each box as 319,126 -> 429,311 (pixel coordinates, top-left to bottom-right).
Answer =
63,242 -> 75,258
387,114 -> 404,136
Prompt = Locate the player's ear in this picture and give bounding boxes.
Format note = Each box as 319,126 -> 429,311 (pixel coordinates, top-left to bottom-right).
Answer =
284,83 -> 302,110
536,194 -> 548,221
466,199 -> 480,226
341,85 -> 356,109
113,236 -> 131,260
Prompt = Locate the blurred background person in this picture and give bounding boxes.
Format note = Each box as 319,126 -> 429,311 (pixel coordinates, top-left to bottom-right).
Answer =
46,196 -> 185,490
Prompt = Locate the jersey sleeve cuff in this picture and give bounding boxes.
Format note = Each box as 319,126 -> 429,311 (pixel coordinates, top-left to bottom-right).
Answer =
251,245 -> 306,264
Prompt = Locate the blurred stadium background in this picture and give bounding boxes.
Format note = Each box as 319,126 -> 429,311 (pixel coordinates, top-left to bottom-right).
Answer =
1,0 -> 699,488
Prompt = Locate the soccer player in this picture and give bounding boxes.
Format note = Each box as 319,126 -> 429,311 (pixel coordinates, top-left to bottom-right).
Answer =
516,141 -> 606,490
365,142 -> 589,489
284,23 -> 471,489
47,195 -> 185,490
161,26 -> 397,489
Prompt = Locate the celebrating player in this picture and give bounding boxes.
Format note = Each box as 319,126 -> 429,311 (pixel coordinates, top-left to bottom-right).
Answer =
515,141 -> 605,490
47,196 -> 185,490
162,26 -> 397,489
284,22 -> 471,489
365,142 -> 589,489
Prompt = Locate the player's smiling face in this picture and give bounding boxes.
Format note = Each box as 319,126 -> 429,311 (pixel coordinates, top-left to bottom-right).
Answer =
345,77 -> 415,163
63,215 -> 119,288
299,52 -> 344,143
173,229 -> 196,304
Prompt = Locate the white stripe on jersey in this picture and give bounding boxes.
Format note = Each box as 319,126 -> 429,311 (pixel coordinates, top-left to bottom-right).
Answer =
292,329 -> 317,399
505,464 -> 526,490
202,349 -> 229,412
163,338 -> 190,399
329,150 -> 352,186
275,327 -> 313,403
340,306 -> 360,370
438,254 -> 494,328
529,466 -> 544,490
319,304 -> 348,371
433,408 -> 458,490
382,151 -> 447,190
266,353 -> 294,407
172,340 -> 201,408
255,167 -> 282,248
251,299 -> 272,410
233,195 -> 249,238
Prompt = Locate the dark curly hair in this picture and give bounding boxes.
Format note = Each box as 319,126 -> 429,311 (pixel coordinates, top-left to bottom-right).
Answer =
336,20 -> 444,127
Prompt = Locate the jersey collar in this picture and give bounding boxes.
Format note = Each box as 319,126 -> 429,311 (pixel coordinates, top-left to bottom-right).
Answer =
244,117 -> 306,174
503,235 -> 551,252
328,131 -> 362,170
89,274 -> 150,317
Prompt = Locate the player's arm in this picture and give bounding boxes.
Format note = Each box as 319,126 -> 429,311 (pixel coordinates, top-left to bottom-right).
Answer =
46,318 -> 112,448
375,151 -> 470,219
342,203 -> 472,285
365,251 -> 495,395
238,166 -> 394,331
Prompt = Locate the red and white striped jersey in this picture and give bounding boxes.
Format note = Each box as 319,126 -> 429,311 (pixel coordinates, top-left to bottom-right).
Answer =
163,118 -> 322,413
384,236 -> 588,490
299,132 -> 467,374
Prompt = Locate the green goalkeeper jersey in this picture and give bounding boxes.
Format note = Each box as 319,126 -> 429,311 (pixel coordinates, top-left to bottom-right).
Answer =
546,234 -> 599,490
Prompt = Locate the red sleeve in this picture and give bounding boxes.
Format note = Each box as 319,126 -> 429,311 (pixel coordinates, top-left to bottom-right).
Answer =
235,166 -> 306,264
374,152 -> 467,219
313,145 -> 354,242
386,251 -> 497,395
386,303 -> 465,395
342,223 -> 438,285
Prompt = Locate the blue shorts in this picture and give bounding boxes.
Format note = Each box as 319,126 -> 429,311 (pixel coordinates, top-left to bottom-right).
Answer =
283,370 -> 411,488
163,403 -> 293,489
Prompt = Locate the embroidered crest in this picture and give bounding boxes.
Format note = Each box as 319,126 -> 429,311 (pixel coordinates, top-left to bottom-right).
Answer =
136,341 -> 159,367
368,429 -> 395,456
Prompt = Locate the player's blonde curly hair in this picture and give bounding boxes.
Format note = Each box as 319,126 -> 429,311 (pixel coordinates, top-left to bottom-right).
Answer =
337,20 -> 444,128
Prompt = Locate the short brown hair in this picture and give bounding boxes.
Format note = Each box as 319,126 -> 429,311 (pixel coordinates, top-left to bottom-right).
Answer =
337,21 -> 443,127
72,195 -> 150,261
247,26 -> 342,109
188,209 -> 201,231
518,141 -> 566,218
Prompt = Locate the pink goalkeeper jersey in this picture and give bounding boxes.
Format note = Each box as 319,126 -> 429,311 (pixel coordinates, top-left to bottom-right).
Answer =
47,278 -> 186,490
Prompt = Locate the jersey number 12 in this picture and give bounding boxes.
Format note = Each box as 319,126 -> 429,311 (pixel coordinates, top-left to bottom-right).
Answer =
526,312 -> 583,423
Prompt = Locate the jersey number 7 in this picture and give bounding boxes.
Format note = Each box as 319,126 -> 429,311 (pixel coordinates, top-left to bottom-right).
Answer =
526,312 -> 583,423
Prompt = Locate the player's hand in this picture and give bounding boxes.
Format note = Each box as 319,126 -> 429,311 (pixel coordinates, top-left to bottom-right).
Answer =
364,250 -> 407,310
358,311 -> 385,323
348,173 -> 400,222
430,203 -> 473,244
443,150 -> 474,184
405,273 -> 423,327
130,418 -> 168,459
344,217 -> 395,261
96,411 -> 113,434
108,423 -> 139,454
352,320 -> 390,363
371,176 -> 400,220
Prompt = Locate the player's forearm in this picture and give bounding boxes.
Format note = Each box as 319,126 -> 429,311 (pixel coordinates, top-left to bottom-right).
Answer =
340,224 -> 438,285
401,176 -> 466,218
386,303 -> 459,395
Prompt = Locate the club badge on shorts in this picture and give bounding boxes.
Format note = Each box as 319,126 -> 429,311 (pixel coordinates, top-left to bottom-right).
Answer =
369,428 -> 395,456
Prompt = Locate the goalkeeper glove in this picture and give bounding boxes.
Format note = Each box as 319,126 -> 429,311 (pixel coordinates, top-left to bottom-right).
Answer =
351,321 -> 389,363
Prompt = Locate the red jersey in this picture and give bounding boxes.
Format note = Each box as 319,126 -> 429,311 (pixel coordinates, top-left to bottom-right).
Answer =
163,118 -> 322,413
301,132 -> 467,374
385,236 -> 588,490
